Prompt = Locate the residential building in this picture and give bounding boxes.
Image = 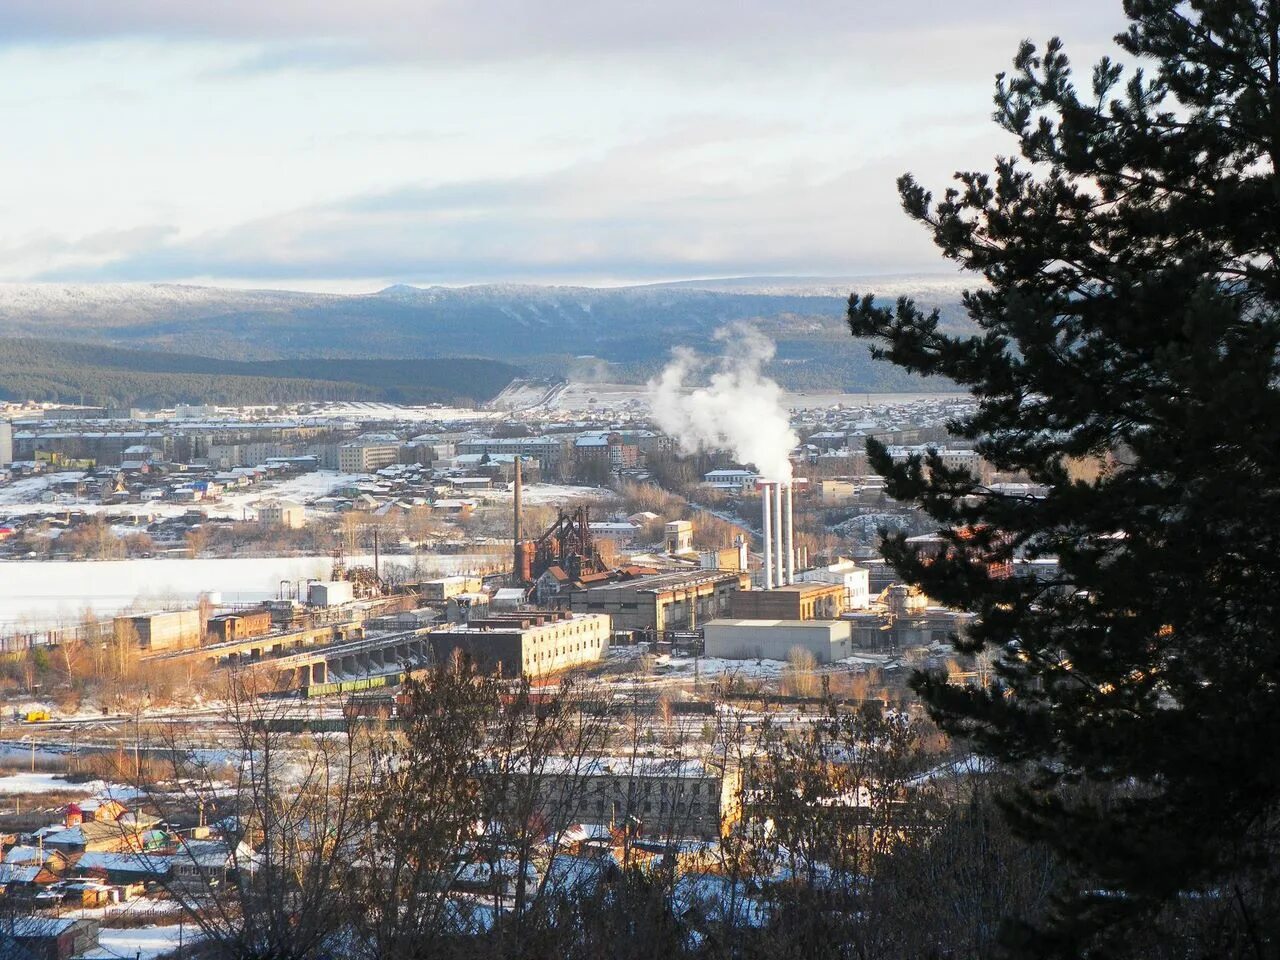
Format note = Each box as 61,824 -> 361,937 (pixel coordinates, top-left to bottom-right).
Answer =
490,756 -> 740,840
170,839 -> 252,891
42,805 -> 163,854
702,469 -> 759,492
575,433 -> 640,470
3,917 -> 100,960
339,435 -> 401,473
456,436 -> 569,471
806,431 -> 849,452
817,479 -> 857,504
258,499 -> 305,529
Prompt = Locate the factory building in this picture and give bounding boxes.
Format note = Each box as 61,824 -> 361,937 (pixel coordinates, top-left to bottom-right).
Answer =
114,610 -> 202,651
307,581 -> 355,607
704,618 -> 854,663
729,581 -> 846,621
796,558 -> 871,611
565,570 -> 750,634
206,610 -> 273,643
427,611 -> 611,677
846,584 -> 976,652
420,576 -> 485,601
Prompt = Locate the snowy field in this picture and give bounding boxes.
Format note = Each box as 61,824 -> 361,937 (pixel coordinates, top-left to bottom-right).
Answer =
0,773 -> 111,795
87,923 -> 195,960
307,401 -> 502,423
0,553 -> 500,628
482,483 -> 617,507
0,470 -> 610,520
0,470 -> 364,521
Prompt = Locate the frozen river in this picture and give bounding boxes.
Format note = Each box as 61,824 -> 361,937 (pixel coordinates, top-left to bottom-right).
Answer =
0,553 -> 497,629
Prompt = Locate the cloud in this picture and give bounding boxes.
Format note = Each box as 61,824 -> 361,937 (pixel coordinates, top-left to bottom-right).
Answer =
0,2 -> 1138,287
27,126 -> 977,284
0,0 -> 1126,65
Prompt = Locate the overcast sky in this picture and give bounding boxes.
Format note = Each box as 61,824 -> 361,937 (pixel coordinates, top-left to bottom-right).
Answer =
0,1 -> 1130,291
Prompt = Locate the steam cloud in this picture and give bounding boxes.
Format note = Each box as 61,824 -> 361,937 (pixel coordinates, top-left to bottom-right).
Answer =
647,324 -> 798,482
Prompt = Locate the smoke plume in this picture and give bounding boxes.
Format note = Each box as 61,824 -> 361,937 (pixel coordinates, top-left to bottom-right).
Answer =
647,324 -> 798,482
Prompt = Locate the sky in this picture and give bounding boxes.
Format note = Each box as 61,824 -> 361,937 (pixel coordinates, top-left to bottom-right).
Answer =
0,1 -> 1131,292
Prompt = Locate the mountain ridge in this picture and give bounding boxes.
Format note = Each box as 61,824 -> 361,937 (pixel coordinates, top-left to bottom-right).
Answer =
0,277 -> 972,392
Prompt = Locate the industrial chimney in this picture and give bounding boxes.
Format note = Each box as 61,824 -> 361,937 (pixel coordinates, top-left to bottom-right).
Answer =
778,481 -> 788,586
513,457 -> 524,584
773,482 -> 784,587
761,481 -> 774,589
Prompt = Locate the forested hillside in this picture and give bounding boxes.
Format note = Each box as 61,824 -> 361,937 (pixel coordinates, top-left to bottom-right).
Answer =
0,338 -> 520,407
0,278 -> 971,392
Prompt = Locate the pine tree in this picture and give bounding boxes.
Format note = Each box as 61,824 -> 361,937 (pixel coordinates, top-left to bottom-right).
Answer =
848,1 -> 1280,954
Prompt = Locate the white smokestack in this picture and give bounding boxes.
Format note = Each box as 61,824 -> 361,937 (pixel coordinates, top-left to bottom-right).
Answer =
647,324 -> 798,484
778,481 -> 788,586
773,482 -> 784,589
761,482 -> 774,590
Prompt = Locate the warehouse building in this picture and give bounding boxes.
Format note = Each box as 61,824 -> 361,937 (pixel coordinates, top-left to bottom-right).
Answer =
703,618 -> 854,663
206,610 -> 273,644
565,570 -> 750,634
114,610 -> 202,651
307,581 -> 355,607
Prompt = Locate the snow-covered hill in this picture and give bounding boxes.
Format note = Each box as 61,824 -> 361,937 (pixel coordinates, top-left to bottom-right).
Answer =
0,276 -> 972,390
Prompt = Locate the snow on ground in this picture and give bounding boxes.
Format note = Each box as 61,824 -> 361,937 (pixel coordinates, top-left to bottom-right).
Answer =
86,923 -> 196,960
653,655 -> 789,679
0,773 -> 109,795
0,553 -> 498,628
309,401 -> 502,422
0,472 -> 80,507
0,471 -> 363,521
483,483 -> 618,506
514,381 -> 961,414
61,896 -> 183,922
